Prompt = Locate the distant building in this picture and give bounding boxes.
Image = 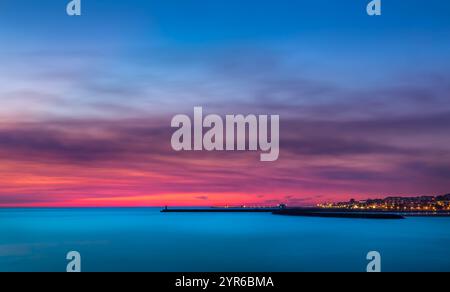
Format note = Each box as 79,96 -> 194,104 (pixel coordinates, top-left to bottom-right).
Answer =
318,193 -> 450,212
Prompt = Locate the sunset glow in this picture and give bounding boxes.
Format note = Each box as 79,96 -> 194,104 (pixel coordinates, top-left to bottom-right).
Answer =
1,0 -> 450,207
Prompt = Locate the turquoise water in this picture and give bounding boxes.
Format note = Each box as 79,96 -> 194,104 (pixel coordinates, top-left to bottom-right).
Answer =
1,208 -> 449,272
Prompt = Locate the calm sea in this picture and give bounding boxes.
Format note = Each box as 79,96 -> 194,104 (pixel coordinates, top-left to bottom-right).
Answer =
1,208 -> 449,272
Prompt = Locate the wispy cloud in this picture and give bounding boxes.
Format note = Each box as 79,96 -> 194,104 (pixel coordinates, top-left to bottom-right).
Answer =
1,0 -> 450,206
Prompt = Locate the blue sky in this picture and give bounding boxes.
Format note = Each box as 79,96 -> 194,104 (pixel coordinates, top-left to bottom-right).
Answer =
1,0 -> 450,43
1,0 -> 449,90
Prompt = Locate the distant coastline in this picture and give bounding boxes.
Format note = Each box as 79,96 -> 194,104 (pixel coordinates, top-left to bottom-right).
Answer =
318,193 -> 450,213
161,193 -> 450,219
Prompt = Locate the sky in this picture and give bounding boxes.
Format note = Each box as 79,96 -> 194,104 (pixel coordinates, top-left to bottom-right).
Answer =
0,0 -> 450,207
